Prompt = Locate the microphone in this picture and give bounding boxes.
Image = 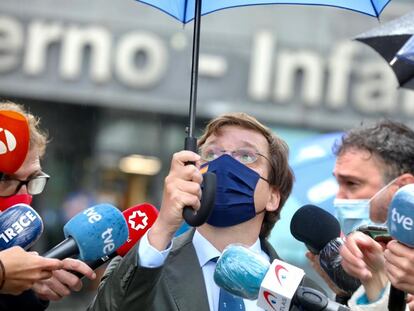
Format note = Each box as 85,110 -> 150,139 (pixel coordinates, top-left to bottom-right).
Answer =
290,204 -> 340,254
386,184 -> 414,311
0,110 -> 30,174
214,245 -> 349,311
43,203 -> 128,261
0,204 -> 43,250
290,204 -> 361,294
81,203 -> 158,271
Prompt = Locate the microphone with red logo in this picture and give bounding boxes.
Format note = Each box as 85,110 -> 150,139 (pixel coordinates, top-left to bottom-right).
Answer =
214,245 -> 349,311
78,203 -> 158,273
0,110 -> 30,175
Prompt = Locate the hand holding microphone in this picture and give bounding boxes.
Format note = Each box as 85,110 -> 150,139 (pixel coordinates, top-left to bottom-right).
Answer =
33,203 -> 129,301
213,244 -> 349,311
290,204 -> 360,295
0,246 -> 63,295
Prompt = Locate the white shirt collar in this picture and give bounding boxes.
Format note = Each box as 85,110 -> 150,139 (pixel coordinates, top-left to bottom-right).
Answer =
192,229 -> 264,268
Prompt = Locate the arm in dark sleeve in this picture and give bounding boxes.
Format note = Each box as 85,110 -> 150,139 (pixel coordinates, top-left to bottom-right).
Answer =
87,242 -> 163,311
0,290 -> 49,311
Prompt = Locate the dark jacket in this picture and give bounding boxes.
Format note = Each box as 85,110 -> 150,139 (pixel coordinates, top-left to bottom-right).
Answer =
0,290 -> 49,311
88,229 -> 324,311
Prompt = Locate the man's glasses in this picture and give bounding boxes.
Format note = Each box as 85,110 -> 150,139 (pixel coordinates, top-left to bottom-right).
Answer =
199,145 -> 272,166
0,172 -> 50,197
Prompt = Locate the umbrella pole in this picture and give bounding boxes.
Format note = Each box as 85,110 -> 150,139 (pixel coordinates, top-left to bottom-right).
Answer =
185,0 -> 202,152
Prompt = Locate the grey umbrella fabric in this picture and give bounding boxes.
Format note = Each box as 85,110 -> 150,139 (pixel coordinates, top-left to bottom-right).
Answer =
355,10 -> 414,90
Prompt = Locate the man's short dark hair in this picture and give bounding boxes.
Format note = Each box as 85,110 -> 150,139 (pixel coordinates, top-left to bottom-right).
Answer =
333,120 -> 414,181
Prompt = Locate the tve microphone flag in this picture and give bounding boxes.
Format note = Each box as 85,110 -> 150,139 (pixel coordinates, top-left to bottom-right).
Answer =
387,184 -> 414,311
388,184 -> 414,247
0,110 -> 30,174
82,203 -> 158,271
0,204 -> 43,250
44,203 -> 128,261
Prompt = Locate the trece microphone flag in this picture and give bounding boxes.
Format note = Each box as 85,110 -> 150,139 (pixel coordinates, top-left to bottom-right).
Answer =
214,245 -> 349,311
0,110 -> 30,175
43,203 -> 128,261
0,204 -> 43,250
291,204 -> 360,294
81,203 -> 158,271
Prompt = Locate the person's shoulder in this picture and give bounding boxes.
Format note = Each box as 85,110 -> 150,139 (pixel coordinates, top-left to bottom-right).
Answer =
171,228 -> 196,252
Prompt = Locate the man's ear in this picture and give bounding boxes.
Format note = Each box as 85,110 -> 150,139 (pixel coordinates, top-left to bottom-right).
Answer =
397,173 -> 414,187
266,187 -> 280,212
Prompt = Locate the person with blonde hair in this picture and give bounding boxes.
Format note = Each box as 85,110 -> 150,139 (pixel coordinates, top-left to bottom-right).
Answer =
0,101 -> 96,310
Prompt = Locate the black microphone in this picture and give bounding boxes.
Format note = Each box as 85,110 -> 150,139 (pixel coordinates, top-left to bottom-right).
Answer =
291,204 -> 361,294
290,204 -> 340,254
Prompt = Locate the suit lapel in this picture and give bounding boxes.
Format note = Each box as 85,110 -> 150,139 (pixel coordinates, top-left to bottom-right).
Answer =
165,230 -> 210,311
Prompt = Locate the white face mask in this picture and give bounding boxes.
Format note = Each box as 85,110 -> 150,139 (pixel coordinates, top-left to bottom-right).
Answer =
334,178 -> 397,235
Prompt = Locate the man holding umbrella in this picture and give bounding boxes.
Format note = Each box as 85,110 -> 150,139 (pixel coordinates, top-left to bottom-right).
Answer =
88,112 -> 323,311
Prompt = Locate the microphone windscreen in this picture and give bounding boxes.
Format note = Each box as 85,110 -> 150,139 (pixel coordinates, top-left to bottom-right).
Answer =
63,203 -> 128,261
0,204 -> 43,250
116,203 -> 158,256
319,237 -> 361,294
290,204 -> 341,253
0,110 -> 30,174
388,184 -> 414,247
214,244 -> 269,300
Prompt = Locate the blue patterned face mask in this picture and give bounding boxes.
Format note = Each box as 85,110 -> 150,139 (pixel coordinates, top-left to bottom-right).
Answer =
202,155 -> 267,227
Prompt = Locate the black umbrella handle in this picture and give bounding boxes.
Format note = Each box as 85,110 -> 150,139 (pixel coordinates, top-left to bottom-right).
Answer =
182,136 -> 216,227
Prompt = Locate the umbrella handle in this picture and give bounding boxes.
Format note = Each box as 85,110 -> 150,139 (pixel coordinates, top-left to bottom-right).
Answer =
182,136 -> 216,227
183,172 -> 216,227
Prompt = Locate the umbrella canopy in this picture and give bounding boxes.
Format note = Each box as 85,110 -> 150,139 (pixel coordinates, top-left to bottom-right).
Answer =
355,10 -> 414,90
396,34 -> 414,64
137,0 -> 391,23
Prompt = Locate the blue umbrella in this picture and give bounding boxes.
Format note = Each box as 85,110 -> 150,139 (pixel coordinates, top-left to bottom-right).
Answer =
137,1 -> 390,23
133,0 -> 391,143
133,0 -> 391,226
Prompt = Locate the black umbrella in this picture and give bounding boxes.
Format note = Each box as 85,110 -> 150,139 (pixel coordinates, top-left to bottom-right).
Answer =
355,10 -> 414,90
